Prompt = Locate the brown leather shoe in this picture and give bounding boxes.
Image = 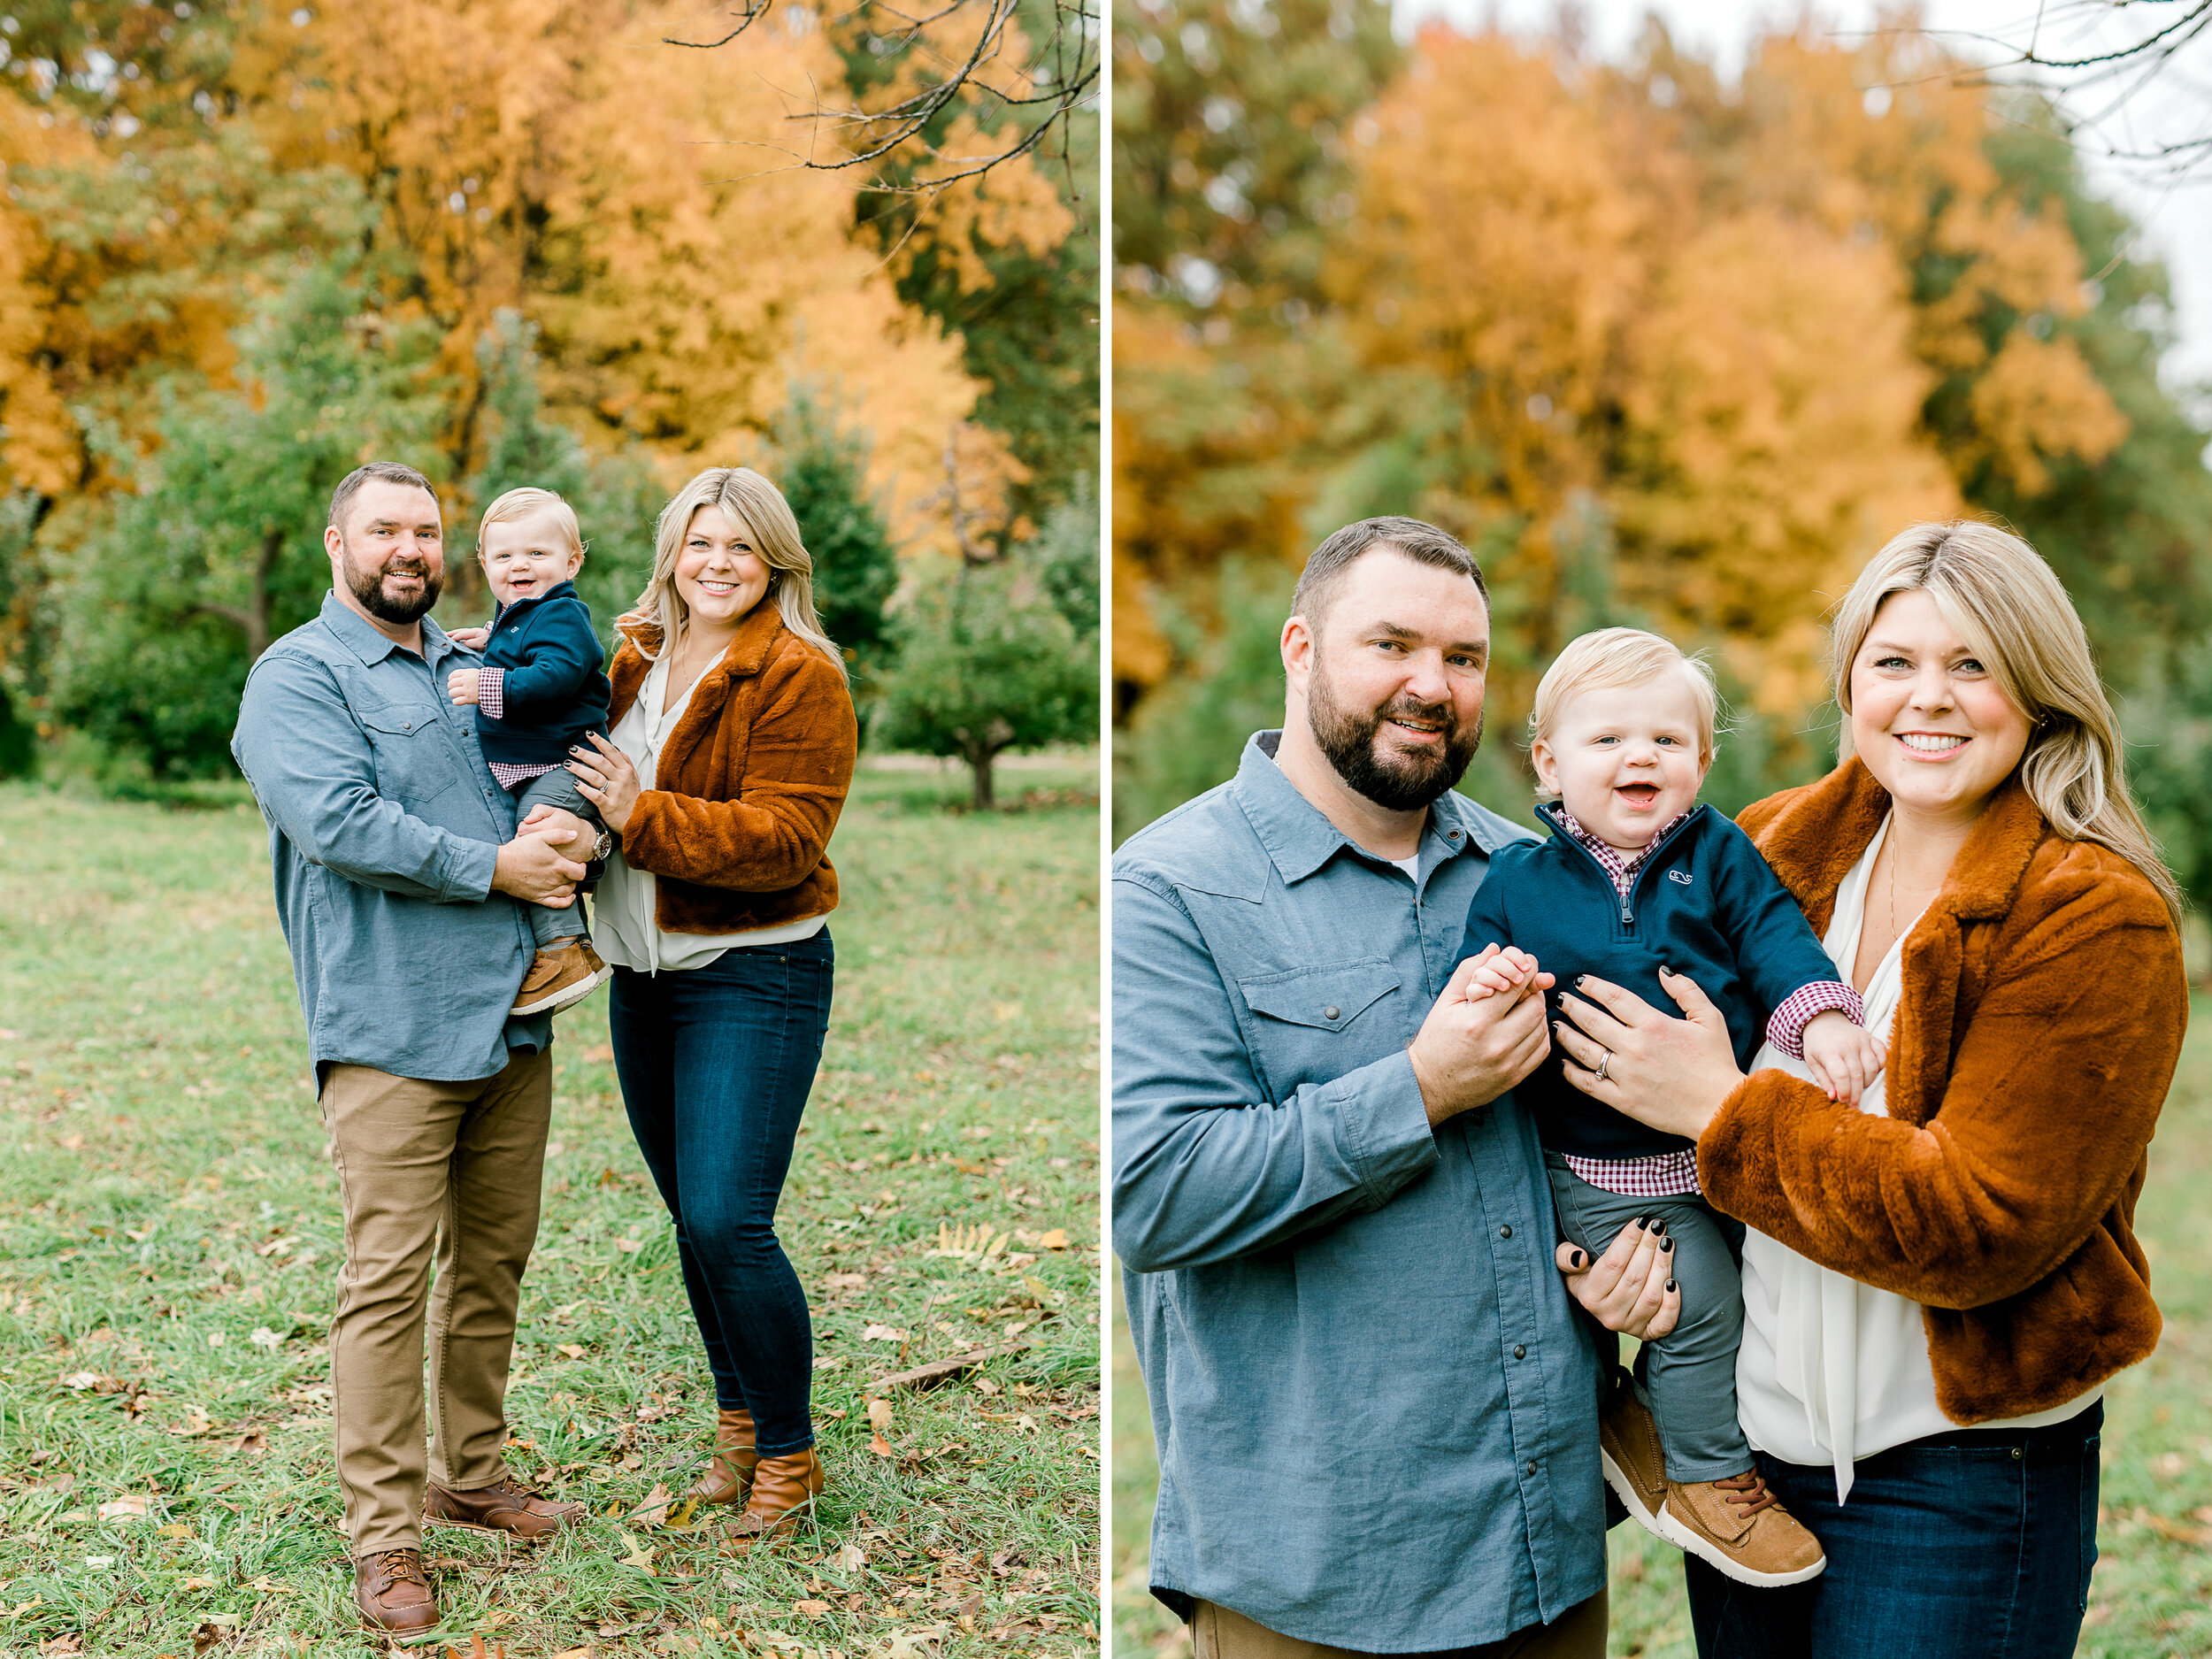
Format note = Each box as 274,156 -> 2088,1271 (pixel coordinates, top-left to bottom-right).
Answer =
689,1406 -> 759,1505
511,940 -> 613,1016
424,1476 -> 585,1540
1660,1471 -> 1827,1586
354,1548 -> 437,1633
726,1447 -> 825,1549
1598,1368 -> 1669,1540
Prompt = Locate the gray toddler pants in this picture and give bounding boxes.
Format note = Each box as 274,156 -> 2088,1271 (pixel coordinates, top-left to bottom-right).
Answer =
1545,1152 -> 1753,1484
510,766 -> 601,950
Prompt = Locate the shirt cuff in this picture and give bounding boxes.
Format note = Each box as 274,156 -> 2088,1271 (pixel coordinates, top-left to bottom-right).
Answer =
1767,980 -> 1866,1059
477,666 -> 504,721
1336,1048 -> 1445,1200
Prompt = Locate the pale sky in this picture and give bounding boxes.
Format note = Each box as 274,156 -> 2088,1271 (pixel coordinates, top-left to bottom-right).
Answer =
1394,0 -> 2212,417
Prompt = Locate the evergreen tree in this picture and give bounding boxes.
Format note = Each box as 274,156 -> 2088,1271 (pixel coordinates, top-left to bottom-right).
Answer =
769,391 -> 900,690
47,260 -> 443,780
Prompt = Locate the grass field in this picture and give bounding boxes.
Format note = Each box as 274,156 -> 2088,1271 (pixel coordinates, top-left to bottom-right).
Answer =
1112,995 -> 2212,1657
0,755 -> 1102,1657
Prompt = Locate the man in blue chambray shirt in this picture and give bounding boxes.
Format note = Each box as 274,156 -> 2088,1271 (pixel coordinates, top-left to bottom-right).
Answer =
1115,518 -> 1679,1657
231,464 -> 603,1633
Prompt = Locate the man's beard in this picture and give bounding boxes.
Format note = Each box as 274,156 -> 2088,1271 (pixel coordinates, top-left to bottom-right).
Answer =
340,537 -> 442,625
1309,660 -> 1484,811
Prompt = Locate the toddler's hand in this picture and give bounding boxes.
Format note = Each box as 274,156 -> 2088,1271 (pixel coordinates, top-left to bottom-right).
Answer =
447,626 -> 490,649
447,667 -> 481,706
1802,1010 -> 1885,1106
1462,945 -> 1540,1002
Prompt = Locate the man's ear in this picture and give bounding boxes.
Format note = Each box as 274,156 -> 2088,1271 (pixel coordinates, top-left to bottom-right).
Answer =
324,524 -> 343,562
1280,613 -> 1315,694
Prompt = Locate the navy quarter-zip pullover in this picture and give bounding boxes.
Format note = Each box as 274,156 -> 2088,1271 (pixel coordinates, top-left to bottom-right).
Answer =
474,579 -> 611,770
1459,802 -> 1842,1160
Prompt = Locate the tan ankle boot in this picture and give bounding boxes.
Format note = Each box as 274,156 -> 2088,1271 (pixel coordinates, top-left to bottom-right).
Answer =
1659,1471 -> 1827,1586
726,1447 -> 825,1548
689,1407 -> 759,1505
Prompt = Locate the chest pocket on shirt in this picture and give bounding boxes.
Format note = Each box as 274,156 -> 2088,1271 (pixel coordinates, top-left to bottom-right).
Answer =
358,703 -> 460,804
1237,958 -> 1402,1091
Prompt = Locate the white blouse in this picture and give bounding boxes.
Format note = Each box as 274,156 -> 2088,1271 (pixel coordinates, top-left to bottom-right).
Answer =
1735,814 -> 2098,1502
592,650 -> 828,976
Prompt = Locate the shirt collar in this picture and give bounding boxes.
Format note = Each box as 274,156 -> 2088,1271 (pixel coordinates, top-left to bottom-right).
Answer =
319,590 -> 455,669
1545,802 -> 1694,865
1233,729 -> 1508,886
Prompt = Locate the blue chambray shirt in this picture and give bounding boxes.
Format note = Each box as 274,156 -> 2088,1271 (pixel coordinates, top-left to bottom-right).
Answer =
1113,733 -> 1608,1651
231,593 -> 552,1082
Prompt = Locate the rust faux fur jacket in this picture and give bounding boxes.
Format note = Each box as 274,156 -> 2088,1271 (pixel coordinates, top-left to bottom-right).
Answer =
605,604 -> 856,934
1704,757 -> 2186,1425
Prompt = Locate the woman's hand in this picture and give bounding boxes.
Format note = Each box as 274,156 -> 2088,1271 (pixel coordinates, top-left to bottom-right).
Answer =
1556,1219 -> 1680,1339
567,732 -> 642,835
1554,968 -> 1746,1142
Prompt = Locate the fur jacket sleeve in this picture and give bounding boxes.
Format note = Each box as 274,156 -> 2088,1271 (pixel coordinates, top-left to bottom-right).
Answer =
1704,757 -> 2186,1422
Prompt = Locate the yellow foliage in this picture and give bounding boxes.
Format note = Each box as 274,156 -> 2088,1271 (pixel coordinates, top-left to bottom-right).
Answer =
1963,332 -> 2129,498
0,101 -> 91,494
1615,210 -> 1957,712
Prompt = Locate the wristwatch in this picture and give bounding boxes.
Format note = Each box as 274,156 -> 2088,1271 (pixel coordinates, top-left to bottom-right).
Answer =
589,829 -> 616,862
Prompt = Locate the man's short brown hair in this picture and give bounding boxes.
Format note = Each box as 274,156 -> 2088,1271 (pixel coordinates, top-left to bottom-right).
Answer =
328,463 -> 438,534
1290,516 -> 1487,629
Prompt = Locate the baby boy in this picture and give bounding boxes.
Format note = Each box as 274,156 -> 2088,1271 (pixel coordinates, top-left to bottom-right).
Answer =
446,487 -> 615,1018
1458,627 -> 1884,1587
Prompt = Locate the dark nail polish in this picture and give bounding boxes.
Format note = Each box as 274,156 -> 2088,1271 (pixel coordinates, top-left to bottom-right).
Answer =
1649,1217 -> 1668,1237
1665,1279 -> 1678,1293
1631,1217 -> 1647,1231
1661,1237 -> 1674,1254
1575,975 -> 1587,987
1571,1249 -> 1586,1268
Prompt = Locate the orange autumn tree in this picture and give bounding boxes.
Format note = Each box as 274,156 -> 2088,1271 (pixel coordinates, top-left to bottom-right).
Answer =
1114,13 -> 2175,835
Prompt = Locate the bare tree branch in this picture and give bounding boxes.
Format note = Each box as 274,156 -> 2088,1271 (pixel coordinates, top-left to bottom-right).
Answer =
665,0 -> 1097,196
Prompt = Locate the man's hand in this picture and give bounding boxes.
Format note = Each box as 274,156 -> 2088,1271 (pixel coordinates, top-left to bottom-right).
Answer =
1557,1218 -> 1681,1340
490,828 -> 586,907
447,667 -> 482,706
518,803 -> 595,856
1408,945 -> 1554,1127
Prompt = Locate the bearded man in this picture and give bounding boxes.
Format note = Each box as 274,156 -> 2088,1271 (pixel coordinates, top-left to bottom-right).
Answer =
232,463 -> 599,1632
1113,518 -> 1678,1658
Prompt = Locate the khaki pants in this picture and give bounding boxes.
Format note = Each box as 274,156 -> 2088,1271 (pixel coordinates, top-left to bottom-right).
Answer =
1191,1591 -> 1609,1659
319,1048 -> 553,1556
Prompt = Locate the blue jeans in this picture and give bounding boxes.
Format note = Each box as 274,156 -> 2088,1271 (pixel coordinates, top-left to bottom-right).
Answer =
1686,1401 -> 2102,1658
607,933 -> 833,1456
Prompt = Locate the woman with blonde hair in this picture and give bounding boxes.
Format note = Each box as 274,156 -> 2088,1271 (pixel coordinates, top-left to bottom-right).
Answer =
563,466 -> 857,1543
1548,520 -> 2185,1654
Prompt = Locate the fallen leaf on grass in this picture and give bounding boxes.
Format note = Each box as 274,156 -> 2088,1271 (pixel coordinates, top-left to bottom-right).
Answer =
617,1530 -> 657,1572
96,1494 -> 151,1522
58,1372 -> 113,1393
866,1398 -> 895,1432
168,1407 -> 214,1436
862,1325 -> 908,1343
180,1576 -> 215,1591
190,1619 -> 234,1654
220,1429 -> 266,1455
614,1238 -> 642,1254
248,1327 -> 282,1350
627,1483 -> 672,1526
39,1635 -> 82,1655
581,1043 -> 614,1063
1038,1229 -> 1068,1249
552,1650 -> 595,1659
869,1431 -> 895,1456
830,1540 -> 867,1571
557,1343 -> 586,1360
793,1600 -> 832,1617
824,1273 -> 868,1291
157,1523 -> 192,1539
2142,1512 -> 2212,1546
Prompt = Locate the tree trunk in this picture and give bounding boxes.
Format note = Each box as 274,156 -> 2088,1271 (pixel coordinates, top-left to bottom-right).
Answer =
193,524 -> 285,657
969,746 -> 995,810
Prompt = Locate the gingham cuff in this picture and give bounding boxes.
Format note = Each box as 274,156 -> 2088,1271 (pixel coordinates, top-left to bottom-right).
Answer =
476,666 -> 504,721
1767,980 -> 1866,1059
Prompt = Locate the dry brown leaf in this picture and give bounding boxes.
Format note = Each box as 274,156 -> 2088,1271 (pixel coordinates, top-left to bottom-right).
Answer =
96,1494 -> 151,1522
830,1540 -> 867,1571
1038,1229 -> 1068,1249
869,1431 -> 895,1456
793,1599 -> 832,1617
866,1398 -> 895,1432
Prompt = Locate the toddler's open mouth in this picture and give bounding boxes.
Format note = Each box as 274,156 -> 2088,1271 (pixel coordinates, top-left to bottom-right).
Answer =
1616,783 -> 1661,807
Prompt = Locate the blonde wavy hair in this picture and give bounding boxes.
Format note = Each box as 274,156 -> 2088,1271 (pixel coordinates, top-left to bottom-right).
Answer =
629,467 -> 846,682
1829,519 -> 2182,923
